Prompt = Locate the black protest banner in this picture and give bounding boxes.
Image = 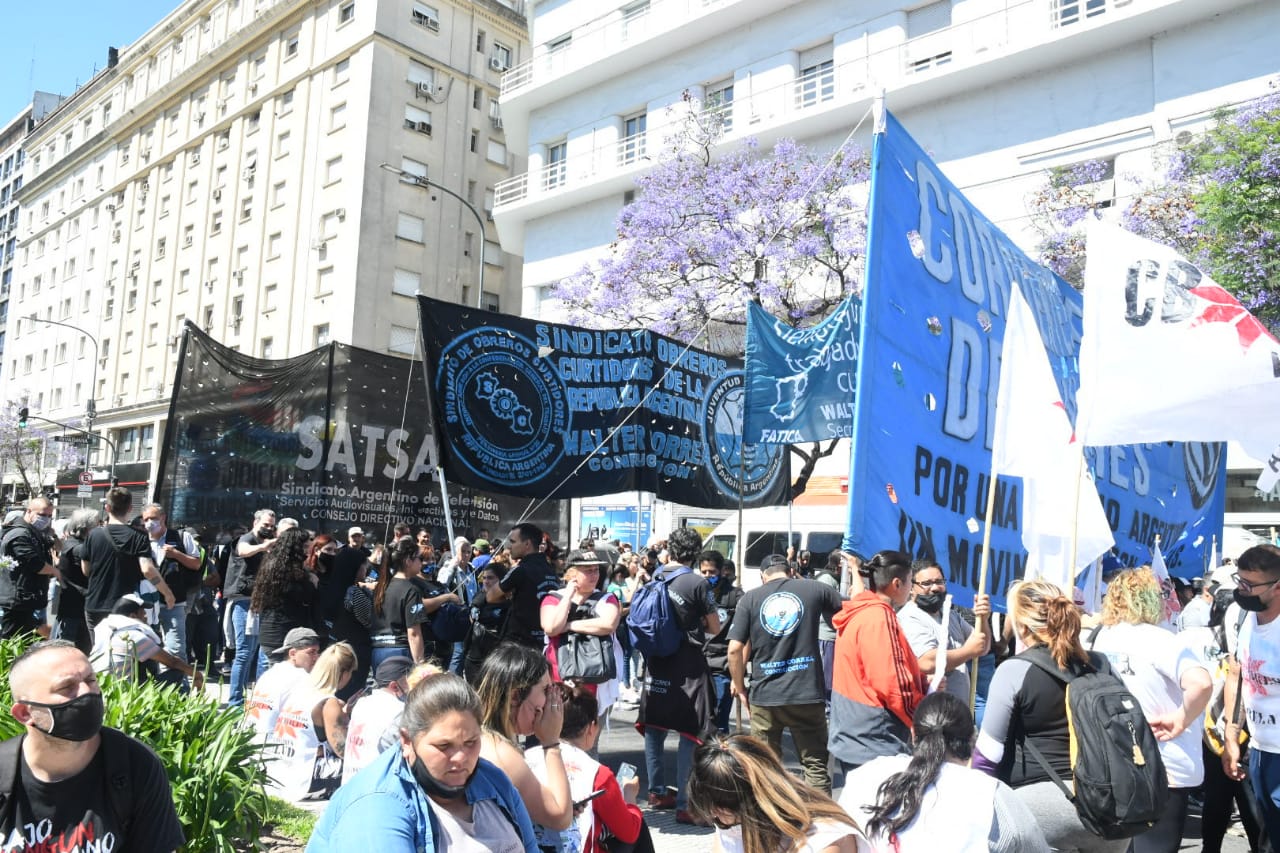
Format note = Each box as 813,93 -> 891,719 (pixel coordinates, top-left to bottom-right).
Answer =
417,297 -> 792,508
154,323 -> 561,539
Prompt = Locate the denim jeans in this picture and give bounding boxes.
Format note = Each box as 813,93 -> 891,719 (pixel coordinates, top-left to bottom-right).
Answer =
157,602 -> 188,663
1250,747 -> 1280,847
226,597 -> 259,707
372,646 -> 412,670
643,728 -> 695,810
711,673 -> 734,733
447,641 -> 466,675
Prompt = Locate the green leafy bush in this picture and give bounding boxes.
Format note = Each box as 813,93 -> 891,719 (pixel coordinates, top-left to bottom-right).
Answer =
0,635 -> 272,852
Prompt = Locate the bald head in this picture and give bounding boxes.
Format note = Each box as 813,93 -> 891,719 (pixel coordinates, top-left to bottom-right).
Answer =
9,641 -> 96,703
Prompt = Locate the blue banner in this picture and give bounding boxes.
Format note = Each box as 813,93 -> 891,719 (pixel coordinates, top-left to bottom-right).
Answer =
744,296 -> 861,445
847,112 -> 1225,608
580,504 -> 653,551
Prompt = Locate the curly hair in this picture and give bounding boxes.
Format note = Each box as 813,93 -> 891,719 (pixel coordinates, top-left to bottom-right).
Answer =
1101,568 -> 1163,627
250,528 -> 311,613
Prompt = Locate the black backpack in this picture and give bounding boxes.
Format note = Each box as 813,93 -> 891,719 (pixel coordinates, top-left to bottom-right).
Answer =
1020,646 -> 1169,840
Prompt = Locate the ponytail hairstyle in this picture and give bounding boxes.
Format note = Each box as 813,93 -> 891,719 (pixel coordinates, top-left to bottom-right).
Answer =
865,692 -> 973,840
858,550 -> 912,594
1008,578 -> 1087,669
687,734 -> 858,853
373,536 -> 422,613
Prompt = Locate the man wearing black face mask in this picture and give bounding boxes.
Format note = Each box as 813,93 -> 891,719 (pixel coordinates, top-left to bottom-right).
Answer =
1222,544 -> 1280,844
0,640 -> 185,851
0,496 -> 58,639
896,560 -> 990,703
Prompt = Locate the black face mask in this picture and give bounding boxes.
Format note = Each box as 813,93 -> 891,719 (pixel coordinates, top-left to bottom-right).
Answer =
915,591 -> 945,614
411,753 -> 472,800
1235,588 -> 1270,613
24,693 -> 105,742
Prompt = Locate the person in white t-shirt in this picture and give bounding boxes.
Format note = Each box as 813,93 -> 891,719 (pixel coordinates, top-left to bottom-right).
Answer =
244,627 -> 320,744
840,691 -> 1047,853
89,594 -> 204,691
1087,568 -> 1211,853
342,655 -> 417,783
1223,544 -> 1280,845
687,733 -> 870,853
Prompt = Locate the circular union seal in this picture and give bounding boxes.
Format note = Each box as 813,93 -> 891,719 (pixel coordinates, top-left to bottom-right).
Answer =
437,326 -> 569,486
702,369 -> 786,499
759,590 -> 804,637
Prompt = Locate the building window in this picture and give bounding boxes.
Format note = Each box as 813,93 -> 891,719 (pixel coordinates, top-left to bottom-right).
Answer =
1054,0 -> 1111,27
272,181 -> 287,207
324,156 -> 342,184
393,268 -> 421,296
211,210 -> 223,234
404,105 -> 432,135
476,30 -> 485,52
389,325 -> 417,355
276,131 -> 291,157
544,142 -> 566,189
411,1 -> 439,31
314,324 -> 331,346
338,2 -> 355,25
330,102 -> 347,131
140,425 -> 155,455
317,265 -> 334,295
260,337 -> 274,358
797,59 -> 834,108
284,31 -> 301,59
706,80 -> 734,134
333,59 -> 350,85
401,157 -> 428,180
279,89 -> 295,114
621,1 -> 650,39
156,237 -> 166,258
621,112 -> 647,164
240,196 -> 253,220
263,284 -> 278,311
492,43 -> 512,71
547,34 -> 571,54
267,232 -> 283,257
396,213 -> 425,243
906,0 -> 953,73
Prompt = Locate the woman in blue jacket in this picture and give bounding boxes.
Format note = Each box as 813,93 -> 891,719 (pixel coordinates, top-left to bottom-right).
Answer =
307,672 -> 539,851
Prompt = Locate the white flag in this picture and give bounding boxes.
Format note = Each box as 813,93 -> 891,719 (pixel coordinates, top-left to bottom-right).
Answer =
1077,222 -> 1280,479
994,280 -> 1115,591
1150,539 -> 1182,623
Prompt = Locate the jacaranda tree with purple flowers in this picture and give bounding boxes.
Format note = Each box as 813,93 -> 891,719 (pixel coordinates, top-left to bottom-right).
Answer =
1030,85 -> 1280,327
555,105 -> 870,350
554,104 -> 871,497
0,404 -> 82,500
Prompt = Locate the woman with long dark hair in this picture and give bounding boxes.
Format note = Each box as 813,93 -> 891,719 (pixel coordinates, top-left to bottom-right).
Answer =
686,734 -> 868,853
839,692 -> 1047,852
370,537 -> 459,667
250,527 -> 316,660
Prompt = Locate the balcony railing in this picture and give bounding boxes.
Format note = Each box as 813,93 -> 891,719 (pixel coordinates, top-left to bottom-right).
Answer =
502,0 -> 1154,100
495,0 -> 1163,211
500,0 -> 737,98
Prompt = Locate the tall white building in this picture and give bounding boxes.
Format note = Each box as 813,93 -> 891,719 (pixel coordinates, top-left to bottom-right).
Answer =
2,0 -> 528,494
492,0 -> 1277,536
0,93 -> 63,387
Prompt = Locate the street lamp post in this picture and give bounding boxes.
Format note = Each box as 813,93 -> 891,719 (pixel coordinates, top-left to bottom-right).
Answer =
26,315 -> 100,470
379,163 -> 487,309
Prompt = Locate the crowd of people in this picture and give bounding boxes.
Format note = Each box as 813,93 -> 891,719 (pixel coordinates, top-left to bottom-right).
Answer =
2,490 -> 1280,853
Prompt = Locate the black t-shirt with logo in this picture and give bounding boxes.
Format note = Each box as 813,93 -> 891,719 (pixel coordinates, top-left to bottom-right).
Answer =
4,731 -> 185,853
498,552 -> 560,648
728,577 -> 842,707
660,567 -> 717,649
81,524 -> 151,614
371,577 -> 428,648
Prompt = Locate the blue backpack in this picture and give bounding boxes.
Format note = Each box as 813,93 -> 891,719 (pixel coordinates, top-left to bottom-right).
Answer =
626,567 -> 692,659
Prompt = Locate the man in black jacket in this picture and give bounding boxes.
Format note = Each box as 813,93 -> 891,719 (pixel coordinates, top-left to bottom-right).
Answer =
0,497 -> 58,639
699,550 -> 742,733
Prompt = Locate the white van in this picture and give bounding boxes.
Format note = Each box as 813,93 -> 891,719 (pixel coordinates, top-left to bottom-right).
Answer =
702,504 -> 849,590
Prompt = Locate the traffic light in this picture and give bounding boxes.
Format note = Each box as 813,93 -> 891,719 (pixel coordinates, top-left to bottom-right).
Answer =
17,407 -> 28,428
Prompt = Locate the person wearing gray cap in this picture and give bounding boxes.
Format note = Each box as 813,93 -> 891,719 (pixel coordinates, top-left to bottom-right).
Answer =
245,627 -> 322,744
342,655 -> 420,784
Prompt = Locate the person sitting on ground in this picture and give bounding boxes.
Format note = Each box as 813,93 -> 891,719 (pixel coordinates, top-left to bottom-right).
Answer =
527,684 -> 651,853
88,594 -> 204,692
306,672 -> 539,851
342,656 -> 434,784
244,627 -> 321,744
687,733 -> 871,853
475,643 -> 574,843
839,691 -> 1048,852
267,641 -> 357,802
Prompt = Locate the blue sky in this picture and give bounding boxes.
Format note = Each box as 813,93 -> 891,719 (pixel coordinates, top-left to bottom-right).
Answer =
2,1 -> 181,123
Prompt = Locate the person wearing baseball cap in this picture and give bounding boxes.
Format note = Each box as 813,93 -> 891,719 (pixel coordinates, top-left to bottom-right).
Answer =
342,655 -> 420,784
89,594 -> 205,693
542,548 -> 621,696
243,627 -> 321,743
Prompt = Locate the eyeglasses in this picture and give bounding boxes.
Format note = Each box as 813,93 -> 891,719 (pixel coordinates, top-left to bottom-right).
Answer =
1233,573 -> 1280,595
914,578 -> 946,589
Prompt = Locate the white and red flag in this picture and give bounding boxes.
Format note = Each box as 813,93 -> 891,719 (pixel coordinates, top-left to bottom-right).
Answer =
994,279 -> 1114,591
1077,222 -> 1280,488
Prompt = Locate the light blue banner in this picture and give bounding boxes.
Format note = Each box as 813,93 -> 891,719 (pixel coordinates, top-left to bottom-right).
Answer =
846,112 -> 1225,609
744,296 -> 861,445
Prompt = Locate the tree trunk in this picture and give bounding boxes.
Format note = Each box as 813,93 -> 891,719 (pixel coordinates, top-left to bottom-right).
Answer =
789,440 -> 841,501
